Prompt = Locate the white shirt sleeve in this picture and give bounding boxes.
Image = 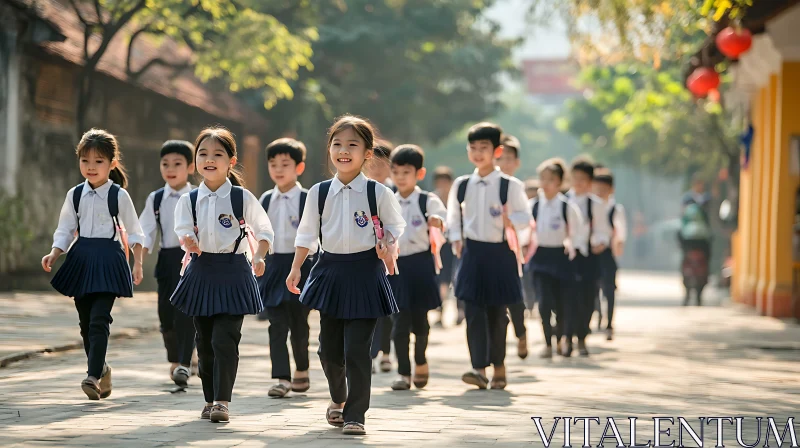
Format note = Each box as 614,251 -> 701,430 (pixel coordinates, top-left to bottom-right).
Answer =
378,186 -> 406,243
613,204 -> 628,243
243,189 -> 275,253
173,193 -> 196,245
427,193 -> 447,225
295,184 -> 320,250
139,192 -> 158,253
567,201 -> 588,256
507,179 -> 533,231
446,178 -> 465,242
118,189 -> 145,248
590,198 -> 612,247
52,188 -> 78,252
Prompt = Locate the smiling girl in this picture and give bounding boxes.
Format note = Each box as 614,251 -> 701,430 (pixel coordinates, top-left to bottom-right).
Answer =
287,115 -> 405,435
169,127 -> 274,423
42,129 -> 145,400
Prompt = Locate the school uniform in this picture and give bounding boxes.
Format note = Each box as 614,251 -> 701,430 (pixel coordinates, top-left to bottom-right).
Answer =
526,192 -> 584,348
370,177 -> 396,360
508,178 -> 532,340
51,179 -> 145,379
296,173 -> 404,425
258,184 -> 317,381
446,168 -> 532,370
389,186 -> 446,376
140,183 -> 195,367
170,179 -> 274,404
566,190 -> 612,342
598,198 -> 626,331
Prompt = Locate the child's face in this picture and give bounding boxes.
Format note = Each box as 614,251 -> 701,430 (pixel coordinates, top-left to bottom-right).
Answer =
365,157 -> 391,182
495,148 -> 520,176
329,127 -> 371,178
196,138 -> 235,185
79,149 -> 116,187
268,153 -> 304,189
571,170 -> 592,194
390,163 -> 424,194
593,181 -> 613,200
539,170 -> 562,197
467,139 -> 502,171
160,153 -> 194,189
434,178 -> 453,195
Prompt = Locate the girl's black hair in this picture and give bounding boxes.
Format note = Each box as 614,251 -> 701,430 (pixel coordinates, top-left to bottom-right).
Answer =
194,127 -> 245,187
76,128 -> 128,188
537,157 -> 568,183
326,115 -> 379,175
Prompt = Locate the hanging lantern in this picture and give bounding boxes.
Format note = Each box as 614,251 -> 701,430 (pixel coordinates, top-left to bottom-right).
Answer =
716,26 -> 753,59
687,67 -> 720,97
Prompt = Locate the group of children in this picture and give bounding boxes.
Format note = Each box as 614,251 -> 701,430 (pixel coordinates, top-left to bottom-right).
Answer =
41,116 -> 625,436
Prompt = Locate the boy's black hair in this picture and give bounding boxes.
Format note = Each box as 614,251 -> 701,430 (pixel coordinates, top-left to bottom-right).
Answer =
373,140 -> 393,160
594,169 -> 614,187
571,158 -> 595,179
160,140 -> 194,164
266,138 -> 306,165
390,144 -> 424,170
502,135 -> 521,159
433,166 -> 454,182
467,122 -> 503,148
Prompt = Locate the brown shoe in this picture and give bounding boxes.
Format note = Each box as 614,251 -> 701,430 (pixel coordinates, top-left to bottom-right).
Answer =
342,422 -> 366,435
200,404 -> 212,419
81,377 -> 101,400
578,340 -> 589,357
99,364 -> 112,399
517,334 -> 529,359
461,370 -> 489,389
413,364 -> 429,389
209,404 -> 229,423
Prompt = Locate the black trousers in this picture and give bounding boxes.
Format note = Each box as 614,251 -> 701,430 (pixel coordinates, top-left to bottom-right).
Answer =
464,302 -> 509,369
75,293 -> 115,378
508,302 -> 527,338
533,273 -> 567,346
569,279 -> 595,341
157,249 -> 195,366
318,314 -> 377,425
598,262 -> 617,330
194,314 -> 244,403
268,300 -> 311,381
370,315 -> 392,359
391,309 -> 430,376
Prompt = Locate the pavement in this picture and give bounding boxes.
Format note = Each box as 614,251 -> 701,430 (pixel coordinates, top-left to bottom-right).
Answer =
1,271 -> 799,447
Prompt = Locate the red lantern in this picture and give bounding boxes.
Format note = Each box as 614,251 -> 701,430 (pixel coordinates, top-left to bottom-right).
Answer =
687,67 -> 720,97
716,26 -> 753,59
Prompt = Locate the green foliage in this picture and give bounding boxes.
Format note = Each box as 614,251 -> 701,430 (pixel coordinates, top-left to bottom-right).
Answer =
0,194 -> 35,274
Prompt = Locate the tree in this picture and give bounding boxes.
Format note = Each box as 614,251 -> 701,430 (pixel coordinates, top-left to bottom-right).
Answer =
65,0 -> 316,133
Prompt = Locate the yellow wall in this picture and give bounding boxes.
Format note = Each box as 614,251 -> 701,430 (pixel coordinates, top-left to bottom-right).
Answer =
757,75 -> 778,313
746,87 -> 765,306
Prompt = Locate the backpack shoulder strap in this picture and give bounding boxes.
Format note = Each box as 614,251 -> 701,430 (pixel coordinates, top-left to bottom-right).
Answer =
231,186 -> 245,224
153,187 -> 165,234
391,183 -> 398,193
561,200 -> 569,225
532,199 -> 539,221
317,180 -> 333,244
499,175 -> 510,205
260,190 -> 273,213
299,189 -> 308,221
108,183 -> 120,218
367,179 -> 378,217
418,191 -> 428,218
189,189 -> 199,228
72,183 -> 85,234
608,204 -> 616,229
456,176 -> 469,205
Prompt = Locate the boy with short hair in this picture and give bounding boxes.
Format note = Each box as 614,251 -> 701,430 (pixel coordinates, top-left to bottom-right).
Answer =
447,122 -> 532,389
140,140 -> 196,386
258,138 -> 317,397
387,144 -> 447,391
592,169 -> 626,341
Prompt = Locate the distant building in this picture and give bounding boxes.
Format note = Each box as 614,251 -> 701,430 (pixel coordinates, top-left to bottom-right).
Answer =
522,58 -> 583,114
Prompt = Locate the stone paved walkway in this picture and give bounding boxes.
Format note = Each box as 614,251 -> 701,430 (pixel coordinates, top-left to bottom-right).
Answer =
1,272 -> 799,447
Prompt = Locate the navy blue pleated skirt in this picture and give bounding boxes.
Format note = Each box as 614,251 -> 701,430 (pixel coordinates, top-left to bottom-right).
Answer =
299,249 -> 398,319
453,239 -> 522,306
573,251 -> 599,283
388,250 -> 442,311
51,237 -> 133,299
527,246 -> 577,282
170,253 -> 263,317
155,247 -> 184,280
258,253 -> 314,308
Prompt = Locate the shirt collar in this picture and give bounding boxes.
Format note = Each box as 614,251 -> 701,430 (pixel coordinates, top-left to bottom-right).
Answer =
470,167 -> 501,184
198,179 -> 232,200
276,183 -> 302,199
539,190 -> 566,206
83,179 -> 113,199
397,185 -> 421,203
165,182 -> 193,197
331,172 -> 367,195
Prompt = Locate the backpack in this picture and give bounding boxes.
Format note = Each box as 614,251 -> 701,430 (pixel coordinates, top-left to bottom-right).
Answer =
189,186 -> 248,253
317,179 -> 381,245
531,198 -> 569,227
72,182 -> 121,239
680,203 -> 712,241
455,174 -> 510,234
260,188 -> 308,221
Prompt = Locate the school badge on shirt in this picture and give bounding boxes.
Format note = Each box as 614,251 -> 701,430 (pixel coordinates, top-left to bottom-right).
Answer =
489,204 -> 503,217
290,215 -> 300,229
354,211 -> 369,228
411,215 -> 424,227
218,214 -> 234,228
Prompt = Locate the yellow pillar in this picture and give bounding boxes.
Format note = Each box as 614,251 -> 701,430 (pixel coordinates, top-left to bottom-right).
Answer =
736,91 -> 757,303
745,86 -> 766,306
756,75 -> 778,313
767,61 -> 800,318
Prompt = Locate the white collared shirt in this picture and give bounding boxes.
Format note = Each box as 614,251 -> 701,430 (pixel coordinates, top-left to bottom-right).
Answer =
607,197 -> 628,243
566,190 -> 612,254
395,186 -> 447,256
446,168 -> 532,243
295,173 -> 405,254
52,179 -> 145,252
259,183 -> 318,254
533,192 -> 584,248
140,183 -> 193,252
174,179 -> 274,254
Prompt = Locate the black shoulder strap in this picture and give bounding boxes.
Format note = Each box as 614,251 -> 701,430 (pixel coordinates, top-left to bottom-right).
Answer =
299,189 -> 308,221
317,180 -> 333,244
456,176 -> 469,237
608,204 -> 616,229
153,187 -> 165,242
499,175 -> 510,205
390,183 -> 398,193
230,186 -> 247,254
367,180 -> 378,217
418,191 -> 428,218
189,189 -> 199,228
587,197 -> 594,237
532,199 -> 539,221
261,190 -> 273,213
108,183 -> 121,240
562,200 -> 569,225
72,183 -> 85,234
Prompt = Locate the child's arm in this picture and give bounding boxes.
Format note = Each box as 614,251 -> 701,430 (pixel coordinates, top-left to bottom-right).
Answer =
244,189 -> 274,255
286,246 -> 311,294
138,192 -> 158,256
427,193 -> 447,230
173,194 -> 199,253
44,189 -> 79,272
613,203 -> 627,257
590,197 -> 612,254
506,179 -> 534,231
294,184 -> 320,253
566,201 -> 586,260
118,189 -> 145,284
445,179 -> 464,257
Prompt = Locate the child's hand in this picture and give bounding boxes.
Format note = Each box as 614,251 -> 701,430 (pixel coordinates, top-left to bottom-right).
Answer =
181,235 -> 201,255
591,243 -> 607,255
253,256 -> 266,277
132,262 -> 144,285
286,268 -> 302,294
427,216 -> 444,230
452,240 -> 463,259
375,241 -> 390,260
613,240 -> 625,258
41,250 -> 60,272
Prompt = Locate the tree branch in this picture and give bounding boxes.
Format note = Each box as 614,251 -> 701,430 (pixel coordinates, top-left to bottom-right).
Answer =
86,0 -> 146,69
67,0 -> 91,28
125,24 -> 158,76
94,0 -> 105,27
128,57 -> 192,81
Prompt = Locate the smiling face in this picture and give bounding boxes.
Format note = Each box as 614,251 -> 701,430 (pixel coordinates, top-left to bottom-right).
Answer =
329,127 -> 372,178
268,153 -> 304,190
196,137 -> 236,185
160,153 -> 193,190
468,139 -> 502,171
79,149 -> 116,187
391,164 -> 425,194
